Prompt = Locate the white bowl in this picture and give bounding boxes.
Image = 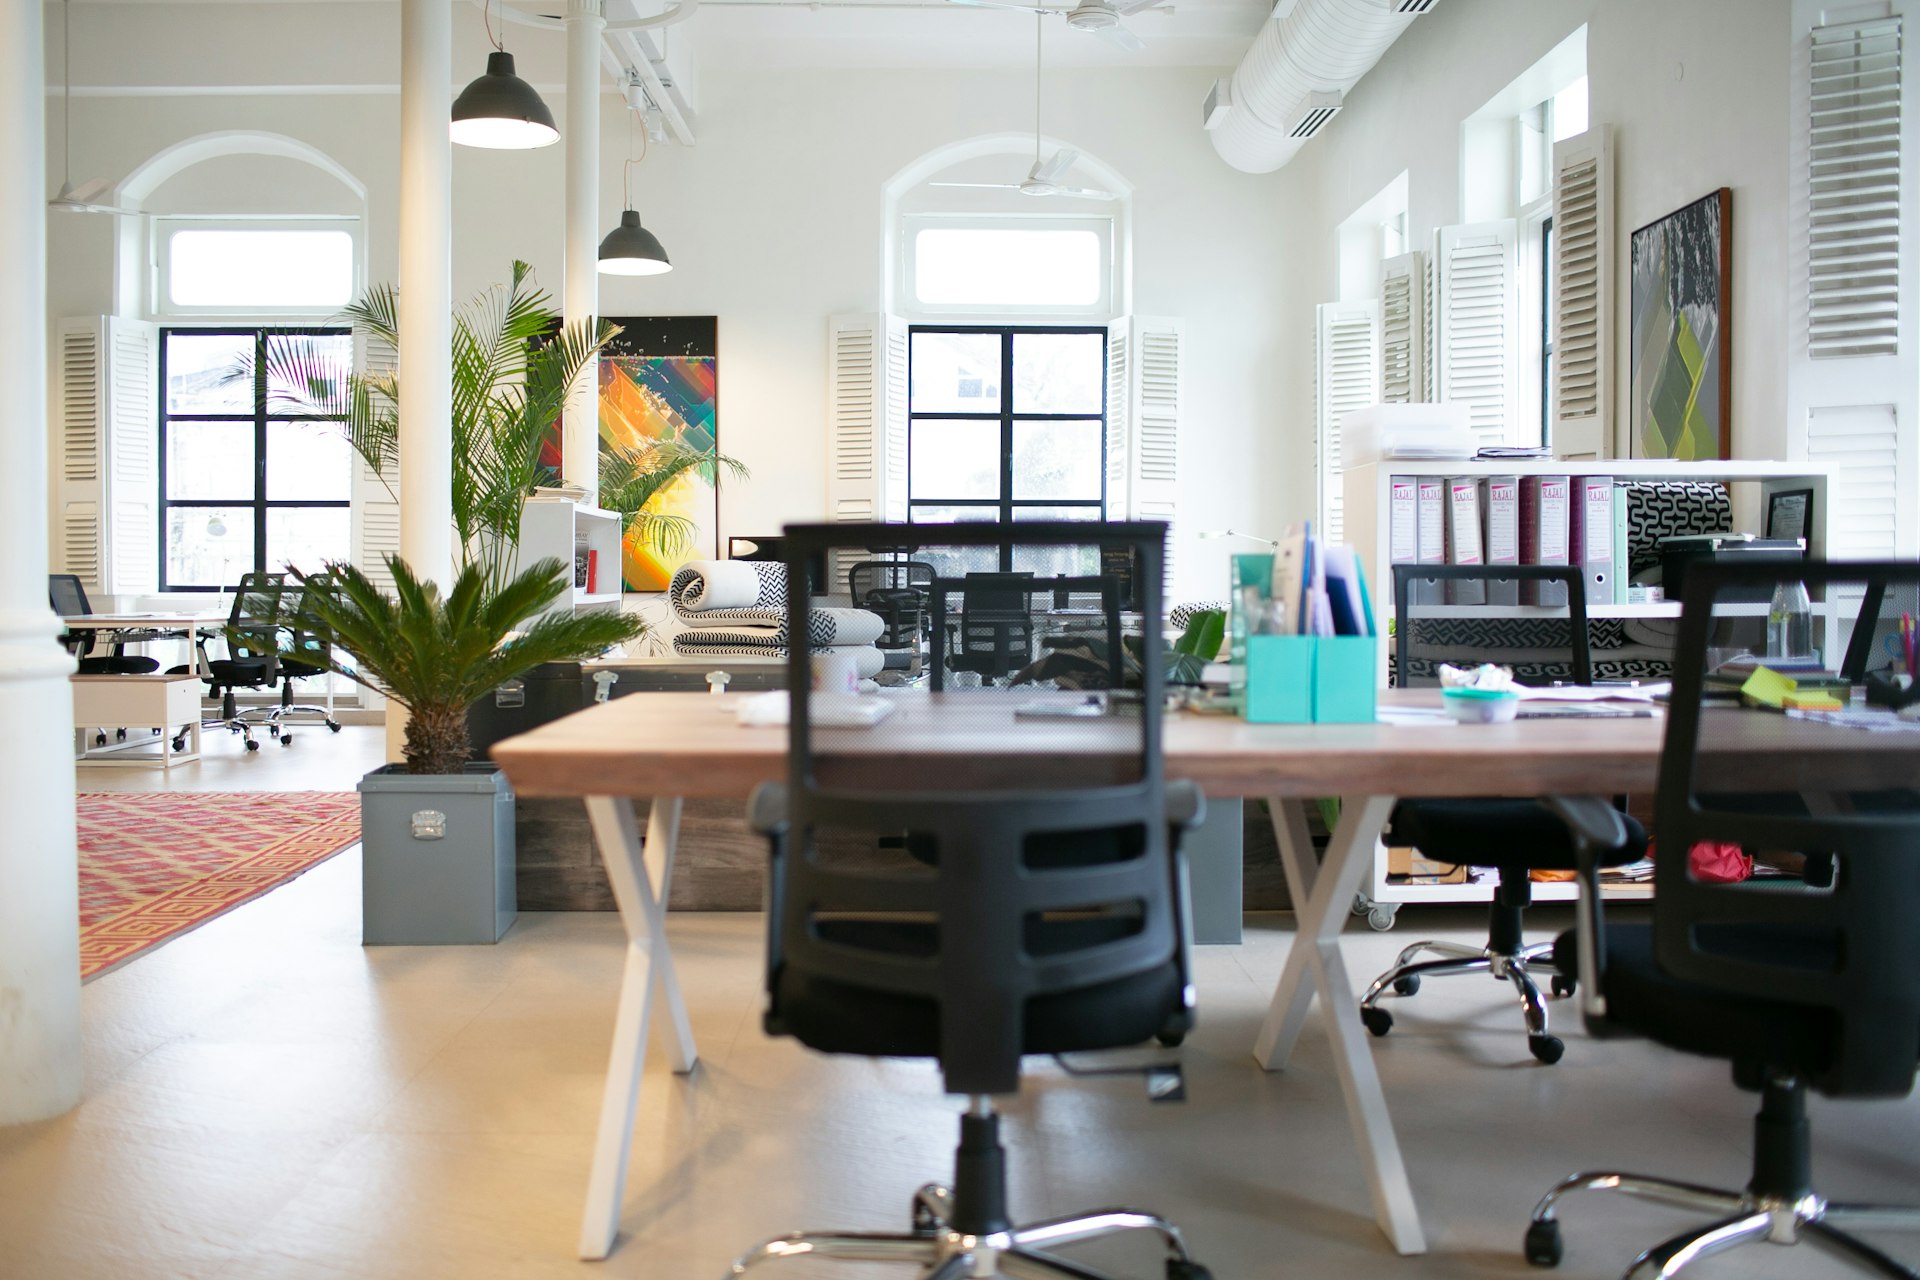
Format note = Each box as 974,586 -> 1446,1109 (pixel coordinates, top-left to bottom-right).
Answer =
1441,690 -> 1520,724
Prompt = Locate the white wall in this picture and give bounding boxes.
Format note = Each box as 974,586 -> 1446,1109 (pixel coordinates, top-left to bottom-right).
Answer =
45,14 -> 1294,602
1276,0 -> 1792,462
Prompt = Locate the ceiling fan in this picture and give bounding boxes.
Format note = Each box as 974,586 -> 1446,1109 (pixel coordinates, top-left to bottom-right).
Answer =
928,19 -> 1119,202
945,0 -> 1161,53
49,0 -> 131,215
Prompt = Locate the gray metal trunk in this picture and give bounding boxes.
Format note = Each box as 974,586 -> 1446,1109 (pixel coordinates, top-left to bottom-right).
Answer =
358,763 -> 517,944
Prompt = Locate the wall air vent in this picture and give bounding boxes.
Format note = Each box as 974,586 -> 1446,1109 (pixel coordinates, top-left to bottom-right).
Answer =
1288,91 -> 1343,140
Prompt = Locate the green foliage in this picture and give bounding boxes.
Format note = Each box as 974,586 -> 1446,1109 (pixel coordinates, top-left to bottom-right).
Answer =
236,556 -> 643,773
598,437 -> 749,561
1165,608 -> 1226,686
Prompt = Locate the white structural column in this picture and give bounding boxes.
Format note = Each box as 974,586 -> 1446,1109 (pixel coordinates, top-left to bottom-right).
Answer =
562,0 -> 605,503
0,0 -> 82,1125
397,0 -> 454,585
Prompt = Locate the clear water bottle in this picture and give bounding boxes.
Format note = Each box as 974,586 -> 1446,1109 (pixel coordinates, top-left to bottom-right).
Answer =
1767,580 -> 1813,660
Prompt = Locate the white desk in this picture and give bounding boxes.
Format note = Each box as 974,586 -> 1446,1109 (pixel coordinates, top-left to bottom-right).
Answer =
62,611 -> 226,677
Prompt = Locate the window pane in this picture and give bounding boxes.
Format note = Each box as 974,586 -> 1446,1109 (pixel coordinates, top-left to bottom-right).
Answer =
267,507 -> 351,576
263,332 -> 353,409
166,332 -> 255,414
910,331 -> 1001,413
167,507 -> 255,587
1011,505 -> 1103,521
166,419 -> 255,499
267,421 -> 353,501
168,229 -> 355,309
914,229 -> 1102,308
901,518 -> 1001,580
1013,333 -> 1103,414
910,419 -> 1001,500
1012,420 -> 1103,501
1010,527 -> 1101,578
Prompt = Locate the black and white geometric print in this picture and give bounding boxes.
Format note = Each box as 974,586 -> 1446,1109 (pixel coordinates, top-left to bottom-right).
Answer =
1624,481 -> 1733,574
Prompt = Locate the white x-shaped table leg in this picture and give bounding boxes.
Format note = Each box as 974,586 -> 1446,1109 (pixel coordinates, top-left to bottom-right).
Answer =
1252,794 -> 1426,1256
578,794 -> 700,1260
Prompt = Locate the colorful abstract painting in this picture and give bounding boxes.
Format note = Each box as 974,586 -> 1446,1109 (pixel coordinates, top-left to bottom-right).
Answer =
1630,190 -> 1732,460
598,317 -> 718,591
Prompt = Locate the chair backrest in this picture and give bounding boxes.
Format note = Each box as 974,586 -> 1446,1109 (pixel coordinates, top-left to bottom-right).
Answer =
48,574 -> 94,657
1657,558 -> 1920,1097
937,571 -> 1038,684
767,521 -> 1184,1096
228,573 -> 287,674
1391,563 -> 1591,687
848,559 -> 934,650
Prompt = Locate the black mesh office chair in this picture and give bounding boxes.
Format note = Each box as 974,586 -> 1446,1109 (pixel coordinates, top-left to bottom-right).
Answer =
48,573 -> 160,675
1527,559 -> 1920,1278
260,573 -> 344,740
177,574 -> 284,752
731,521 -> 1213,1280
1361,564 -> 1649,1064
933,571 -> 1038,687
849,558 -> 935,679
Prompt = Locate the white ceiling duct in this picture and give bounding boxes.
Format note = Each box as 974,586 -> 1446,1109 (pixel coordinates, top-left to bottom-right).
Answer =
1210,0 -> 1430,174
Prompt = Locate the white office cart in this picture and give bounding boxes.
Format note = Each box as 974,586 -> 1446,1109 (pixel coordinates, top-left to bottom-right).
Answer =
1341,458 -> 1835,928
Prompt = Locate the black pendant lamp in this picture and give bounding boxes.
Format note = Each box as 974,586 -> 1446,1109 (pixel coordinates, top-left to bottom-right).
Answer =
450,0 -> 558,149
599,111 -> 672,275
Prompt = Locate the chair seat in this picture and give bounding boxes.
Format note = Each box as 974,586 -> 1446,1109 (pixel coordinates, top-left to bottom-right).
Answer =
1393,798 -> 1648,873
76,655 -> 159,675
206,658 -> 273,685
774,916 -> 1184,1060
277,658 -> 327,680
1554,925 -> 1843,1077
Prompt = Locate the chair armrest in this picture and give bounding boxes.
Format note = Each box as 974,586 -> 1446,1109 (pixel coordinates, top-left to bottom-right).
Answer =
1538,795 -> 1618,1023
748,782 -> 789,837
1167,780 -> 1206,832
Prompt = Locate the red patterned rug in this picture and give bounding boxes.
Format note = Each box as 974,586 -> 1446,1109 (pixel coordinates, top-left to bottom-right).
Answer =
78,792 -> 361,980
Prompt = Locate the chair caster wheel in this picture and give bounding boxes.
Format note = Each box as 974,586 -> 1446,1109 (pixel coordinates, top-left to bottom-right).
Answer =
94,733 -> 107,748
245,739 -> 260,753
1551,975 -> 1576,998
1524,1218 -> 1563,1267
1392,974 -> 1422,997
1528,1034 -> 1565,1065
280,735 -> 293,747
115,728 -> 128,741
1155,1028 -> 1187,1048
1360,1005 -> 1393,1037
171,737 -> 186,753
327,721 -> 342,733
1167,1261 -> 1213,1280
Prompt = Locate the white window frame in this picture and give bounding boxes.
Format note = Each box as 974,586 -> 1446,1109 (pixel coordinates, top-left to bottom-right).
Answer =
151,215 -> 364,320
1519,193 -> 1553,447
901,213 -> 1116,321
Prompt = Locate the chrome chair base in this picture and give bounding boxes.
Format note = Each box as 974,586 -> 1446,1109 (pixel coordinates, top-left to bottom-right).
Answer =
1526,1172 -> 1920,1278
1360,937 -> 1569,1064
729,1184 -> 1209,1280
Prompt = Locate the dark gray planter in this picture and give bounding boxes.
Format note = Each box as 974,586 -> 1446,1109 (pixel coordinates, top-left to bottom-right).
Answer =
358,763 -> 517,944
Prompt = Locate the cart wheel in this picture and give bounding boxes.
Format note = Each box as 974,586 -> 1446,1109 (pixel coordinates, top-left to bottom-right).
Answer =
1366,904 -> 1399,931
1351,893 -> 1372,917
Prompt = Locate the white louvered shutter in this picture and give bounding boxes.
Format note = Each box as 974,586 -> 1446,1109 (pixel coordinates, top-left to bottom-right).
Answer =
1122,318 -> 1182,593
1808,403 -> 1913,557
54,316 -> 157,595
1422,244 -> 1440,403
351,333 -> 402,594
1104,318 -> 1133,516
1437,219 -> 1521,449
1315,301 -> 1381,546
1551,126 -> 1615,458
1380,252 -> 1424,405
826,314 -> 908,585
1809,15 -> 1903,359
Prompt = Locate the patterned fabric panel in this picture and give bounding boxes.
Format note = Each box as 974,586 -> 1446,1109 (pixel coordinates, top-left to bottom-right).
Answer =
672,638 -> 885,679
1624,481 -> 1732,574
1170,600 -> 1229,631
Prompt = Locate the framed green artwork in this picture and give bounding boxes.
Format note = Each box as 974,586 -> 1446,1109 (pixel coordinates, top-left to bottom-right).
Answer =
1630,188 -> 1733,460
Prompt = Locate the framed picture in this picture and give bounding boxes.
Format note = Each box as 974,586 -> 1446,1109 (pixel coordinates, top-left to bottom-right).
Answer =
1630,188 -> 1733,460
1766,487 -> 1814,547
599,317 -> 719,592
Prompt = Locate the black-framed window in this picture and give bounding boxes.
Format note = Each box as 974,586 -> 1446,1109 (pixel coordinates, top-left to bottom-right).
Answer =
158,327 -> 354,591
906,325 -> 1107,574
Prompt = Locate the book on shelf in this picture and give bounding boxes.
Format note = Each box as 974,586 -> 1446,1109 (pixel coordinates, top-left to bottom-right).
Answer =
1444,477 -> 1486,605
1481,475 -> 1520,606
1411,477 -> 1447,605
1517,475 -> 1571,606
1568,475 -> 1615,605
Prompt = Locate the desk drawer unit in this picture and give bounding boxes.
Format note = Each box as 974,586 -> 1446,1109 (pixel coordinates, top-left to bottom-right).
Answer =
71,674 -> 202,768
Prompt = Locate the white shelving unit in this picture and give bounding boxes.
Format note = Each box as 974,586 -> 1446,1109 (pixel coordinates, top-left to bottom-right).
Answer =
520,493 -> 627,621
1341,458 -> 1836,925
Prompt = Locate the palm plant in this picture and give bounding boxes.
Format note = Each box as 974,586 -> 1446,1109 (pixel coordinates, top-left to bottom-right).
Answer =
242,556 -> 644,774
259,261 -> 616,598
599,437 -> 749,559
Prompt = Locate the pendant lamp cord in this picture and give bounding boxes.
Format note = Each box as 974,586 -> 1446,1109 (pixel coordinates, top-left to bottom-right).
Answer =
62,0 -> 72,186
624,105 -> 647,210
484,0 -> 503,53
1033,14 -> 1042,167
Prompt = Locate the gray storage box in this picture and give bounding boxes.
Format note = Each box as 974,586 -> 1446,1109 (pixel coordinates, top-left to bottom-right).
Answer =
358,763 -> 516,944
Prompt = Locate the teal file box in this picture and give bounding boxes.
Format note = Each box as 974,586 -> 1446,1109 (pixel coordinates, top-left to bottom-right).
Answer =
1313,636 -> 1378,723
1245,636 -> 1315,723
1244,635 -> 1378,724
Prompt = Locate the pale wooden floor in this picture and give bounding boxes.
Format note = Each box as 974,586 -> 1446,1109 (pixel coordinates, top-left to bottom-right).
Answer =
5,726 -> 1917,1278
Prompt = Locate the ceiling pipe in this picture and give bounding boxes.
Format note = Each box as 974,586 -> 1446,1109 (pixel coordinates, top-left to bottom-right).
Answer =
1209,0 -> 1425,174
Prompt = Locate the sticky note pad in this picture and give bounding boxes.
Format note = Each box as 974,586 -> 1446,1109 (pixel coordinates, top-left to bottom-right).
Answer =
1782,693 -> 1845,711
1740,667 -> 1797,710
